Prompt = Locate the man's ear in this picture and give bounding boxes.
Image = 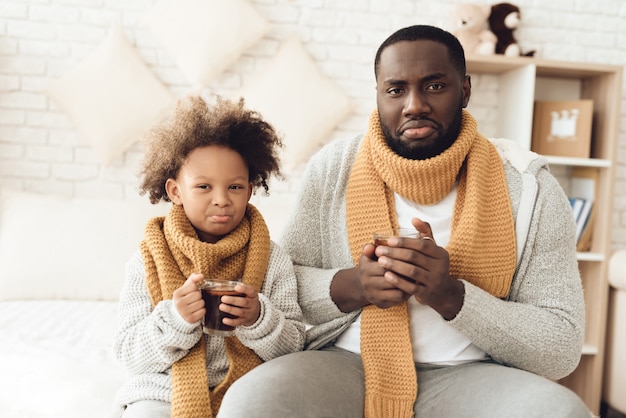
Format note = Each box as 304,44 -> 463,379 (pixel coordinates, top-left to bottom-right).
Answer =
165,178 -> 182,205
462,75 -> 471,108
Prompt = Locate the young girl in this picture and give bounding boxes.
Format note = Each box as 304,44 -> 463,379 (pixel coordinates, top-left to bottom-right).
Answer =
114,94 -> 305,418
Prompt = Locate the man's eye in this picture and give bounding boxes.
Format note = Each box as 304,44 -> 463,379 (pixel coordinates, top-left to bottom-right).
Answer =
427,83 -> 444,91
387,87 -> 403,95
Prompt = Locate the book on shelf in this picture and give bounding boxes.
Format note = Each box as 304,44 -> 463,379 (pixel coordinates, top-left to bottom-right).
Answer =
569,167 -> 598,252
569,197 -> 585,223
577,202 -> 595,252
574,198 -> 594,243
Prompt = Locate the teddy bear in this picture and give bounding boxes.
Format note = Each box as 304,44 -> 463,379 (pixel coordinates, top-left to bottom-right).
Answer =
450,3 -> 497,55
488,2 -> 535,56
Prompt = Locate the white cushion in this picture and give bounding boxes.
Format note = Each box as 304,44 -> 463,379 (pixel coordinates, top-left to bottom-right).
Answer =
144,0 -> 270,89
605,289 -> 626,413
250,190 -> 299,241
46,26 -> 174,165
237,38 -> 353,173
609,249 -> 626,290
0,190 -> 170,301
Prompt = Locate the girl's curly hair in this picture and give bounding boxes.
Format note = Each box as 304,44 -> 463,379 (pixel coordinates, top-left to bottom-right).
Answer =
138,94 -> 283,204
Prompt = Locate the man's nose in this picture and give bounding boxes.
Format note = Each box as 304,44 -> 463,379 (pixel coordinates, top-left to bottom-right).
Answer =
404,90 -> 429,116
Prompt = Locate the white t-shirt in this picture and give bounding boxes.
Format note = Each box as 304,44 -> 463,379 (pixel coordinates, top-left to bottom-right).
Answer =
334,187 -> 488,364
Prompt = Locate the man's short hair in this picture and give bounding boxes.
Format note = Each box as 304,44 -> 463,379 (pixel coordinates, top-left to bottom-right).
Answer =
374,25 -> 467,80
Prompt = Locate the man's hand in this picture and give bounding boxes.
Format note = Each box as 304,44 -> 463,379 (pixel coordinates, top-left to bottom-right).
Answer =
331,218 -> 465,319
373,217 -> 464,320
331,237 -> 413,313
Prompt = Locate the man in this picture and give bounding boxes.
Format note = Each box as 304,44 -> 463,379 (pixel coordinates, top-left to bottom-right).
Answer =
218,25 -> 590,418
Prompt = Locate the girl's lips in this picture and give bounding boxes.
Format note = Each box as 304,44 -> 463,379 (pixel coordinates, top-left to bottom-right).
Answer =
211,215 -> 231,223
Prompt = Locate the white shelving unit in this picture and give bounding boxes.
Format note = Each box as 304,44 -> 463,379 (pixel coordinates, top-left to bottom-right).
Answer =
466,54 -> 623,415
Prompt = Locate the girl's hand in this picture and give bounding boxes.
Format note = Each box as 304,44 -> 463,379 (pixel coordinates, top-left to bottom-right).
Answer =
219,283 -> 260,327
172,273 -> 206,324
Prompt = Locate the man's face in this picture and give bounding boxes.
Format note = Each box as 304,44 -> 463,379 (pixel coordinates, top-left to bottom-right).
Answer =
375,40 -> 471,160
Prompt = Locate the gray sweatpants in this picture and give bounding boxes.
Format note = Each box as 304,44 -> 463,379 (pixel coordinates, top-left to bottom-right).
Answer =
218,347 -> 592,418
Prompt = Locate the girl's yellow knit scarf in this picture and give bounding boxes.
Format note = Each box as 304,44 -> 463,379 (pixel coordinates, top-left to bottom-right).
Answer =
140,203 -> 269,418
346,109 -> 517,418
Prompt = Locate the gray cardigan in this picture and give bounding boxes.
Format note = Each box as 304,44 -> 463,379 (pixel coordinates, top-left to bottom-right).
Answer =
280,134 -> 584,381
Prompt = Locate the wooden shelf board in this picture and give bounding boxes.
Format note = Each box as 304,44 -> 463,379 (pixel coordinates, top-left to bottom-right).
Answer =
577,252 -> 605,262
582,344 -> 598,355
545,156 -> 611,168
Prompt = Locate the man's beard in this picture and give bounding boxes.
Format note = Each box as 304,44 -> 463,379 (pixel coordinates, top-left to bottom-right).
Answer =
382,107 -> 464,161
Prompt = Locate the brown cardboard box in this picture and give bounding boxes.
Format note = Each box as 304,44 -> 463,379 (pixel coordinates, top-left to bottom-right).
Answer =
531,100 -> 593,158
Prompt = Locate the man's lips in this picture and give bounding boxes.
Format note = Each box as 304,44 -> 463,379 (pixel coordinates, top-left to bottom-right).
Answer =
400,120 -> 437,139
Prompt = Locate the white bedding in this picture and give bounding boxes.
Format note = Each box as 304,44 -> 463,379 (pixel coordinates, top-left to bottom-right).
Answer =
0,301 -> 124,418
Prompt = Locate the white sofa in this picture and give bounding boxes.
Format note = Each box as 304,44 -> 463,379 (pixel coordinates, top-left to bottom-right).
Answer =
0,190 -> 169,418
603,248 -> 626,415
0,188 -> 294,418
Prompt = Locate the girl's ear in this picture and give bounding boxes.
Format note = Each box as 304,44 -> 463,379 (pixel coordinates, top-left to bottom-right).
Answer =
165,178 -> 182,204
247,182 -> 253,201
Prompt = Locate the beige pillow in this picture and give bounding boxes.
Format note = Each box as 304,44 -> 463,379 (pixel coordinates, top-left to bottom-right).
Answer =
237,38 -> 353,173
0,190 -> 169,301
46,26 -> 174,165
144,0 -> 270,89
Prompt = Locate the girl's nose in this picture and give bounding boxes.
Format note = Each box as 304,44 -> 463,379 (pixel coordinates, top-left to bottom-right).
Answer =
212,189 -> 230,206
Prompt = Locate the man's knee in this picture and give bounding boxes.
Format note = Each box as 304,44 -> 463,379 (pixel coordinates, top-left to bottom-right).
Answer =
219,353 -> 302,416
523,380 -> 591,418
218,349 -> 364,418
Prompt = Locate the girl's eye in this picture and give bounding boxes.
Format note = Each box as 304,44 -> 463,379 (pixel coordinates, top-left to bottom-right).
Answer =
230,185 -> 244,190
198,184 -> 210,190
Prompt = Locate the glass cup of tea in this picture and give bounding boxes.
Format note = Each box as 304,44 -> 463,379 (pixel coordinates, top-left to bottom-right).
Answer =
373,228 -> 421,282
199,279 -> 244,337
373,228 -> 421,247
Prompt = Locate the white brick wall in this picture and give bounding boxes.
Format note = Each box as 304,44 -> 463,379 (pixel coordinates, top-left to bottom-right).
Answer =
1,0 -> 625,246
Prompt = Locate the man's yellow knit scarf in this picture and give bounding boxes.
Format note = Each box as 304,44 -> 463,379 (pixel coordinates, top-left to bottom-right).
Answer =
346,109 -> 517,418
140,203 -> 269,418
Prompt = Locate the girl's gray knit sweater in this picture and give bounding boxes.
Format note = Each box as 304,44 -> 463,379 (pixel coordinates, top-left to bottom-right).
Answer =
114,241 -> 305,408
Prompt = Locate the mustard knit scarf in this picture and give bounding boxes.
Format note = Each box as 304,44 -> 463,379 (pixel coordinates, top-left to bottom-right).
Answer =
140,203 -> 269,418
346,109 -> 517,418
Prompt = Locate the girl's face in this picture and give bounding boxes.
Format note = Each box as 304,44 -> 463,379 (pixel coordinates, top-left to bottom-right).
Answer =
165,145 -> 252,243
